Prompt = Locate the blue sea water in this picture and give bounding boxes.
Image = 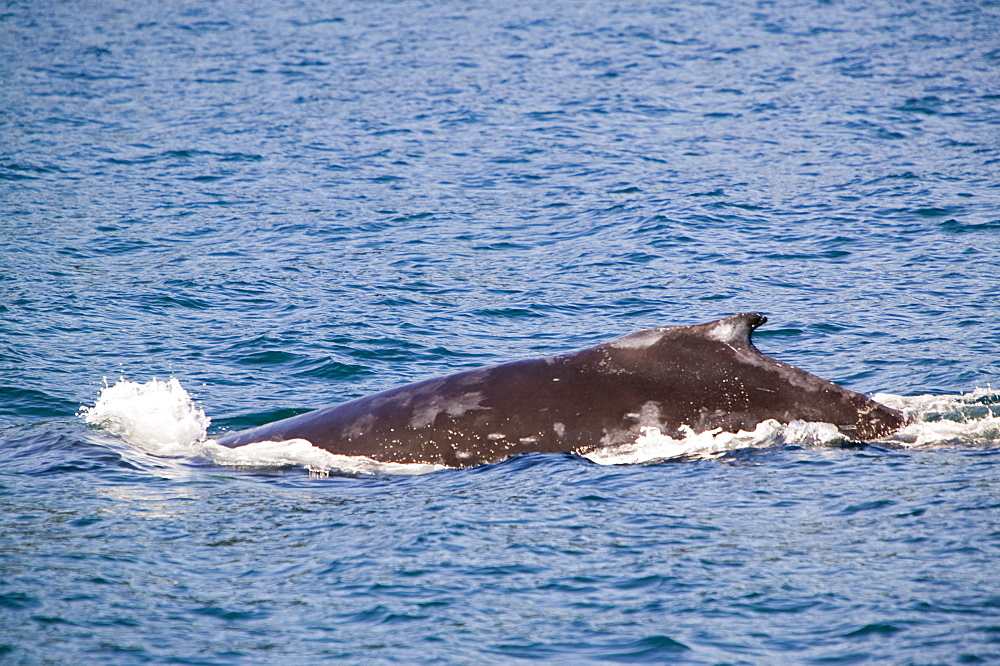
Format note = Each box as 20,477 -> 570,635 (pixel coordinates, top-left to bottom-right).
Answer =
2,0 -> 999,662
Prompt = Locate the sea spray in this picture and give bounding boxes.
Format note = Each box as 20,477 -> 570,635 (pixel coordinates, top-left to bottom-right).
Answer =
80,377 -> 210,456
875,389 -> 1000,447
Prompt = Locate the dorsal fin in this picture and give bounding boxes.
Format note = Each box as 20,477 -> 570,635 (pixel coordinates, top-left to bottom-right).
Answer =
703,312 -> 767,346
604,312 -> 767,350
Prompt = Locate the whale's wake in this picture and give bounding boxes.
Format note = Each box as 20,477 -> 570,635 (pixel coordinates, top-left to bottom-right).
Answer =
81,377 -> 1000,475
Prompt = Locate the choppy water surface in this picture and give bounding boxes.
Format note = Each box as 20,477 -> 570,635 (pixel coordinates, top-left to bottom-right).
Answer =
2,0 -> 999,662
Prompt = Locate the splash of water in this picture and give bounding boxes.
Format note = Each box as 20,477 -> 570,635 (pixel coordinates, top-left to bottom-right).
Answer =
80,377 -> 210,456
583,419 -> 846,465
875,388 -> 1000,448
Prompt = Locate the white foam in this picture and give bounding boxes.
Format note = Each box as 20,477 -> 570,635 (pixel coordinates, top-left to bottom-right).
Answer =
80,377 -> 210,456
583,419 -> 845,465
199,438 -> 447,476
873,388 -> 1000,448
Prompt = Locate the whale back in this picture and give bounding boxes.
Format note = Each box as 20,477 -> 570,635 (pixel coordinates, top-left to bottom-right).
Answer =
217,313 -> 905,467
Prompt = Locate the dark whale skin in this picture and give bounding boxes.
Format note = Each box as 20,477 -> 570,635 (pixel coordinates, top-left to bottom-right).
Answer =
217,313 -> 905,468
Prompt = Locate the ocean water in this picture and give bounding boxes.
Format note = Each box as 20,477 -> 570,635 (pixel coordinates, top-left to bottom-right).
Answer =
2,0 -> 999,662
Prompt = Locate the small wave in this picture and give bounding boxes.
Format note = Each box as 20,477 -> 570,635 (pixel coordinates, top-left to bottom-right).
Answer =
582,420 -> 845,465
874,389 -> 1000,448
198,439 -> 447,476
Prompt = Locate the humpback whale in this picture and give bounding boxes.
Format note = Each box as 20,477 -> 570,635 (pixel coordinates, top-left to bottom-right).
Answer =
217,313 -> 905,468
